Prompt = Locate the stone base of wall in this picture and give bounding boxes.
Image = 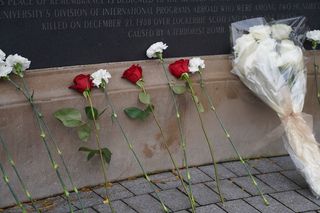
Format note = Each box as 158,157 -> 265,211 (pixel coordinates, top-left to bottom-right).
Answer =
1,52 -> 319,208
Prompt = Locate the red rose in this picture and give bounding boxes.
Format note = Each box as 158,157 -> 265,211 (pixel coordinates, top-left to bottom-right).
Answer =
69,74 -> 94,94
168,59 -> 190,79
121,64 -> 143,83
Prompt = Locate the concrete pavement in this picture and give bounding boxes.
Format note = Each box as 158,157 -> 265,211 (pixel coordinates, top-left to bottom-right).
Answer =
3,155 -> 320,213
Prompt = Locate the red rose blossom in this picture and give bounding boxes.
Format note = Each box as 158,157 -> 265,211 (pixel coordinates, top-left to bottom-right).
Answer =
168,59 -> 190,79
121,64 -> 143,83
69,74 -> 94,94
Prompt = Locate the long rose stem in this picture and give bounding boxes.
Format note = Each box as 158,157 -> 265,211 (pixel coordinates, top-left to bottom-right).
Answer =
87,95 -> 114,213
158,58 -> 196,209
20,76 -> 74,212
140,84 -> 195,213
183,74 -> 225,206
0,153 -> 27,213
0,133 -> 40,212
198,71 -> 269,206
103,86 -> 169,213
8,78 -> 86,212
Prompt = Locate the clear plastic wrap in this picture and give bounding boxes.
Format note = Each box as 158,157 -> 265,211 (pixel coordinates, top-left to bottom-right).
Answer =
230,16 -> 320,197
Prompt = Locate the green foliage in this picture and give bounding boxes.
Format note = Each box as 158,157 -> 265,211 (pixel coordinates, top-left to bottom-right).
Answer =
53,108 -> 82,127
124,107 -> 144,119
124,105 -> 155,121
85,106 -> 98,120
78,147 -> 112,164
85,106 -> 107,120
138,92 -> 151,104
193,95 -> 204,112
78,124 -> 92,142
172,85 -> 187,94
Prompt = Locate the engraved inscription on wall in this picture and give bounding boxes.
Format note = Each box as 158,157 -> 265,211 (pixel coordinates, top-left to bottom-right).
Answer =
1,0 -> 320,68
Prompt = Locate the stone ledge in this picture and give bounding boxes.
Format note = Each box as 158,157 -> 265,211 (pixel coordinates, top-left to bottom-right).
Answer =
1,52 -> 319,208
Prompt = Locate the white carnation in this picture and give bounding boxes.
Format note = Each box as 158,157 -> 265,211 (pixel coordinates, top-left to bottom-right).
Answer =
188,57 -> 205,73
0,49 -> 6,61
0,62 -> 12,78
306,30 -> 320,43
146,42 -> 168,58
249,25 -> 271,40
271,24 -> 292,40
6,54 -> 30,71
91,69 -> 112,87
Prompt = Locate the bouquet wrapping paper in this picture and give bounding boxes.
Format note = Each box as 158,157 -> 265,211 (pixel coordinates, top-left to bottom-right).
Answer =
231,16 -> 320,197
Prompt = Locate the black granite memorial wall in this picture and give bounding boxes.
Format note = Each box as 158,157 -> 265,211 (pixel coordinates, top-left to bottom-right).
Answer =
1,0 -> 320,69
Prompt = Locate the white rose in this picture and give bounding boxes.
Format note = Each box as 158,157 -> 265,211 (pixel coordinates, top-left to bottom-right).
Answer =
234,34 -> 257,58
91,69 -> 112,88
188,57 -> 205,73
146,42 -> 168,58
249,25 -> 271,40
278,46 -> 304,69
279,40 -> 297,55
306,30 -> 320,43
258,38 -> 277,52
6,54 -> 30,71
271,24 -> 292,40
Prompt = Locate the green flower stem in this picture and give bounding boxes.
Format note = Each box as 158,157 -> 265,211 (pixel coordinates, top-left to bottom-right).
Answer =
140,84 -> 195,213
183,74 -> 225,206
7,79 -> 86,212
19,76 -> 74,213
87,94 -> 114,213
8,78 -> 86,212
102,86 -> 169,213
0,133 -> 40,212
198,70 -> 269,206
312,41 -> 320,105
0,157 -> 26,213
157,56 -> 196,210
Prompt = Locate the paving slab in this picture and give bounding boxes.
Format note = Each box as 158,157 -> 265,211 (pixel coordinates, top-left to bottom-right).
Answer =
217,199 -> 259,213
231,176 -> 275,196
122,193 -> 167,213
151,188 -> 194,212
222,161 -> 260,176
93,200 -> 136,213
120,177 -> 160,195
205,180 -> 251,201
174,210 -> 190,213
246,158 -> 282,173
296,189 -> 320,206
94,183 -> 134,201
198,164 -> 237,180
65,190 -> 104,209
174,167 -> 213,184
189,204 -> 226,213
281,170 -> 309,189
74,207 -> 97,213
149,172 -> 183,190
178,183 -> 221,205
2,204 -> 35,213
244,195 -> 293,213
33,195 -> 78,213
256,173 -> 301,192
270,191 -> 320,212
269,156 -> 296,171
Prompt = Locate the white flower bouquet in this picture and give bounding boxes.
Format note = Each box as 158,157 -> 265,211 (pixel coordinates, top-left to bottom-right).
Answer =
231,16 -> 320,197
